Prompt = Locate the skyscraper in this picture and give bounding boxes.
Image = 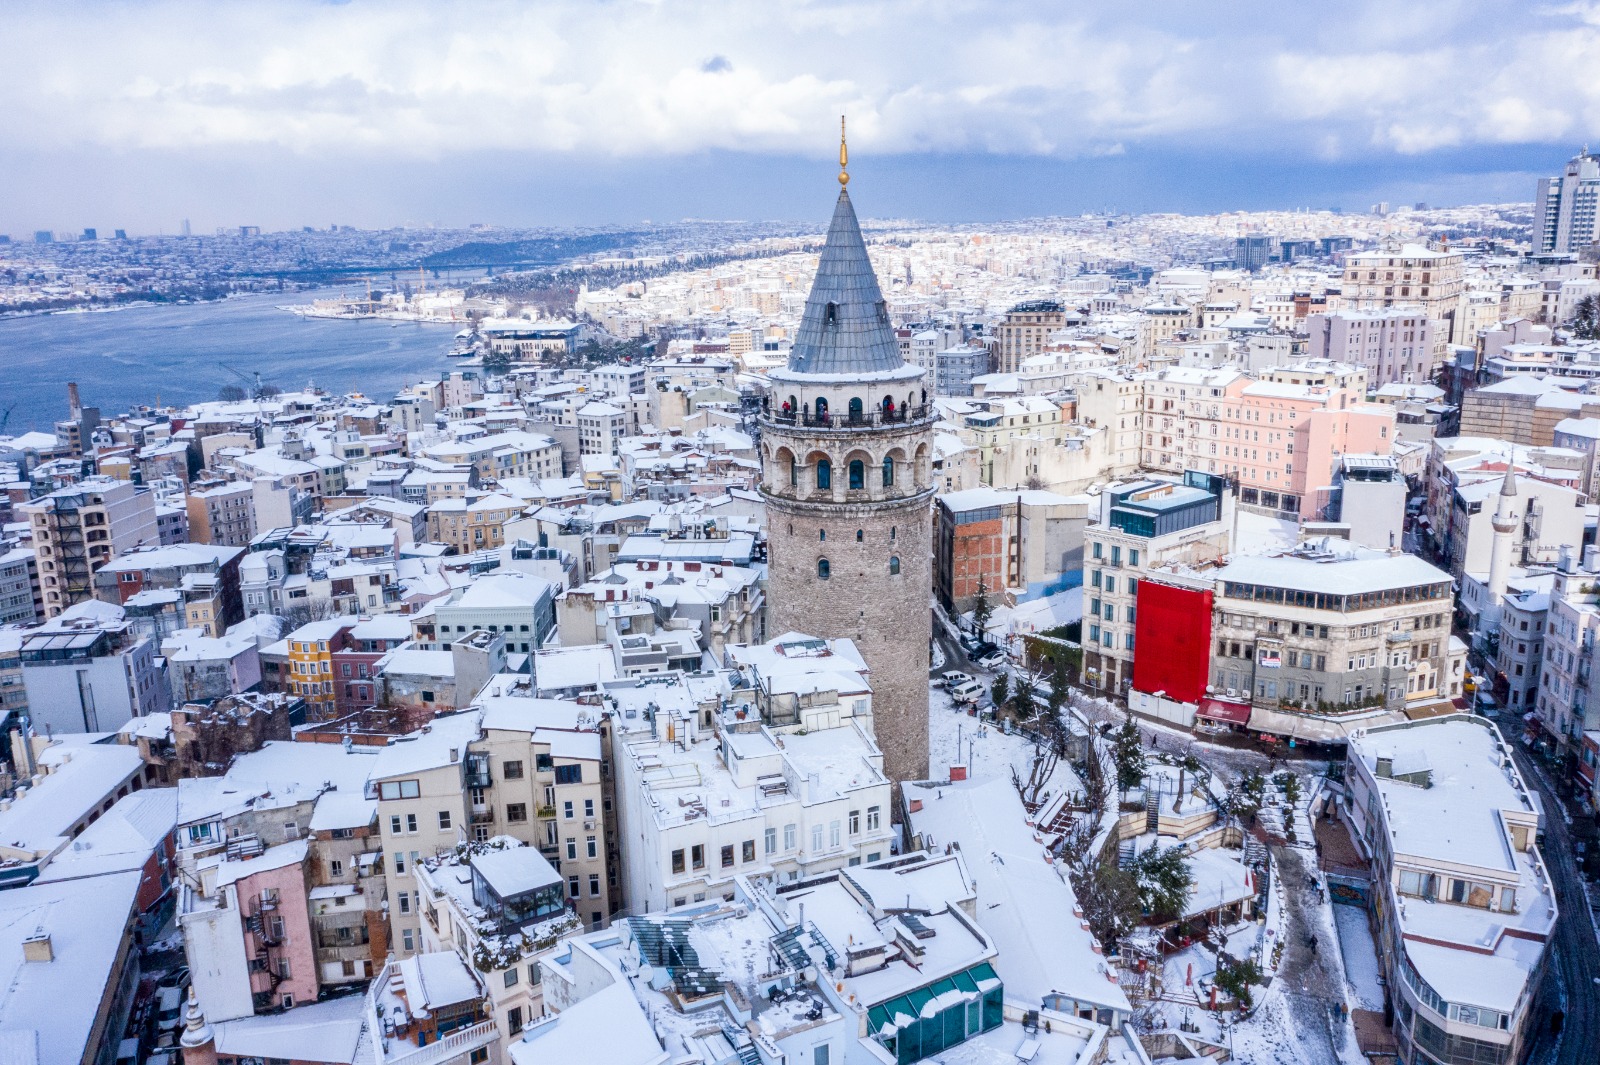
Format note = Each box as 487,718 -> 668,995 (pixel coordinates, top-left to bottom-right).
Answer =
1534,149 -> 1600,255
759,124 -> 933,787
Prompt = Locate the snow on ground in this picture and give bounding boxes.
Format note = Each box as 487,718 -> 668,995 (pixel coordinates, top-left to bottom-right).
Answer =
1331,905 -> 1384,1011
927,682 -> 1039,783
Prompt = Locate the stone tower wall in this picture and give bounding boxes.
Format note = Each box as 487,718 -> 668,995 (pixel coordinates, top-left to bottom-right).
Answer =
761,418 -> 933,786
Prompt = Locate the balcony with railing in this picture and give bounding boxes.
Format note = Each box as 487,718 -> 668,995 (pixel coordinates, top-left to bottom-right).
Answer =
765,404 -> 933,431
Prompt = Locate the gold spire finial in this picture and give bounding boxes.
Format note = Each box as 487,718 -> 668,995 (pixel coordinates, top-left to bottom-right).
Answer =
839,115 -> 849,187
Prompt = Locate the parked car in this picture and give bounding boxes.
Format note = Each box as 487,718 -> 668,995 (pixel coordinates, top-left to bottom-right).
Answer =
950,680 -> 986,704
976,651 -> 1007,670
940,670 -> 974,689
154,987 -> 184,1034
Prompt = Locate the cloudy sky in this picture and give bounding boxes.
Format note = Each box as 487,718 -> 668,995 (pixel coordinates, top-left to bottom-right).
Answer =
4,0 -> 1599,233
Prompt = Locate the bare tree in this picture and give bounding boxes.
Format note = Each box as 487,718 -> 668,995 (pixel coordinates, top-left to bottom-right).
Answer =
1011,737 -> 1060,808
279,597 -> 338,631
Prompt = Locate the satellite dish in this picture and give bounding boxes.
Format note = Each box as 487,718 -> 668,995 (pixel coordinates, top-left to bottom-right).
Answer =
801,965 -> 819,984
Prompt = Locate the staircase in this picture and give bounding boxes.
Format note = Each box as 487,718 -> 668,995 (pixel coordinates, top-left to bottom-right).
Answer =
721,1023 -> 761,1065
1242,834 -> 1269,869
1145,788 -> 1160,833
1118,838 -> 1136,870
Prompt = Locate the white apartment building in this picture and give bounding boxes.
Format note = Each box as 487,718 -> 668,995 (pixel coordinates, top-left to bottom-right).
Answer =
606,637 -> 895,915
1083,475 -> 1232,698
576,401 -> 629,457
1344,717 -> 1555,1065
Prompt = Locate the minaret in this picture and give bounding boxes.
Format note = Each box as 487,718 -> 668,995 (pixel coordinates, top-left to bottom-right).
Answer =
760,118 -> 933,787
1486,463 -> 1519,607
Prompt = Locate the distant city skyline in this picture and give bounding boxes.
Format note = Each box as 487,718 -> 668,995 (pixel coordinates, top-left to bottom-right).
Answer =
2,0 -> 1599,231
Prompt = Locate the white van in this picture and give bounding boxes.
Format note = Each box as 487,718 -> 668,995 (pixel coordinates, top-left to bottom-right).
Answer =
155,986 -> 184,1033
950,680 -> 986,704
941,670 -> 974,689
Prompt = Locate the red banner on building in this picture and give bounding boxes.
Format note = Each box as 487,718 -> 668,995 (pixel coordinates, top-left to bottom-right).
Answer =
1131,581 -> 1214,706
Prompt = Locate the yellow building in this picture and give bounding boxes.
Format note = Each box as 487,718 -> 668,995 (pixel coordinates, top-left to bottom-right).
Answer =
427,493 -> 523,554
285,619 -> 347,718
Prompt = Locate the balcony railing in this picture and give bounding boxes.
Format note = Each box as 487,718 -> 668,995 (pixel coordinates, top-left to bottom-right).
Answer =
766,405 -> 932,430
380,1020 -> 498,1065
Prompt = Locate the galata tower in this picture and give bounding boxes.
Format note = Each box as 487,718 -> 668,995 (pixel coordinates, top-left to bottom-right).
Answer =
760,122 -> 933,786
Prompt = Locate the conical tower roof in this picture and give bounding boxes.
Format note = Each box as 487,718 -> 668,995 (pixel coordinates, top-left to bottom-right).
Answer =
785,189 -> 905,376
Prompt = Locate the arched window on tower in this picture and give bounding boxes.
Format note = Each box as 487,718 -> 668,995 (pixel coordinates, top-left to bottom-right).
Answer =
815,396 -> 829,422
848,397 -> 864,423
848,460 -> 865,490
882,455 -> 895,487
889,556 -> 901,575
816,459 -> 832,490
817,559 -> 831,580
789,457 -> 798,486
856,529 -> 863,542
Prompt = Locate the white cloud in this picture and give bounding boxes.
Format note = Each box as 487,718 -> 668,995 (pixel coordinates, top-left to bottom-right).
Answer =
2,0 -> 1598,160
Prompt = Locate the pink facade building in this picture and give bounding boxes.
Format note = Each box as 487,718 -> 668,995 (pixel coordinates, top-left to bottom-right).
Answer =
1223,377 -> 1395,518
217,840 -> 320,1011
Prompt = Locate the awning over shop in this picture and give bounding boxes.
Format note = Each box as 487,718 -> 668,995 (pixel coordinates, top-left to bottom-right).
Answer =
1197,697 -> 1251,725
1400,698 -> 1460,722
1246,705 -> 1402,743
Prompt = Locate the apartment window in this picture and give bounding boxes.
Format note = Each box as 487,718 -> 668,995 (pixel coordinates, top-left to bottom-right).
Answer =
722,845 -> 735,868
330,859 -> 343,877
830,821 -> 841,848
765,827 -> 777,854
401,928 -> 414,952
742,840 -> 756,862
584,798 -> 595,818
405,813 -> 418,834
590,874 -> 601,896
672,849 -> 686,874
389,815 -> 402,835
849,810 -> 860,835
568,876 -> 579,897
867,807 -> 880,831
393,851 -> 406,873
503,760 -> 525,780
508,1007 -> 524,1036
398,893 -> 411,915
507,803 -> 528,823
504,968 -> 519,988
379,780 -> 420,800
438,811 -> 452,831
784,824 -> 796,850
586,835 -> 597,858
692,844 -> 705,869
555,764 -> 583,785
812,825 -> 824,852
564,801 -> 574,819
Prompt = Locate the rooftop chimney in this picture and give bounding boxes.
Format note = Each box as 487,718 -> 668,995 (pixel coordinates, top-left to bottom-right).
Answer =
22,930 -> 52,963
